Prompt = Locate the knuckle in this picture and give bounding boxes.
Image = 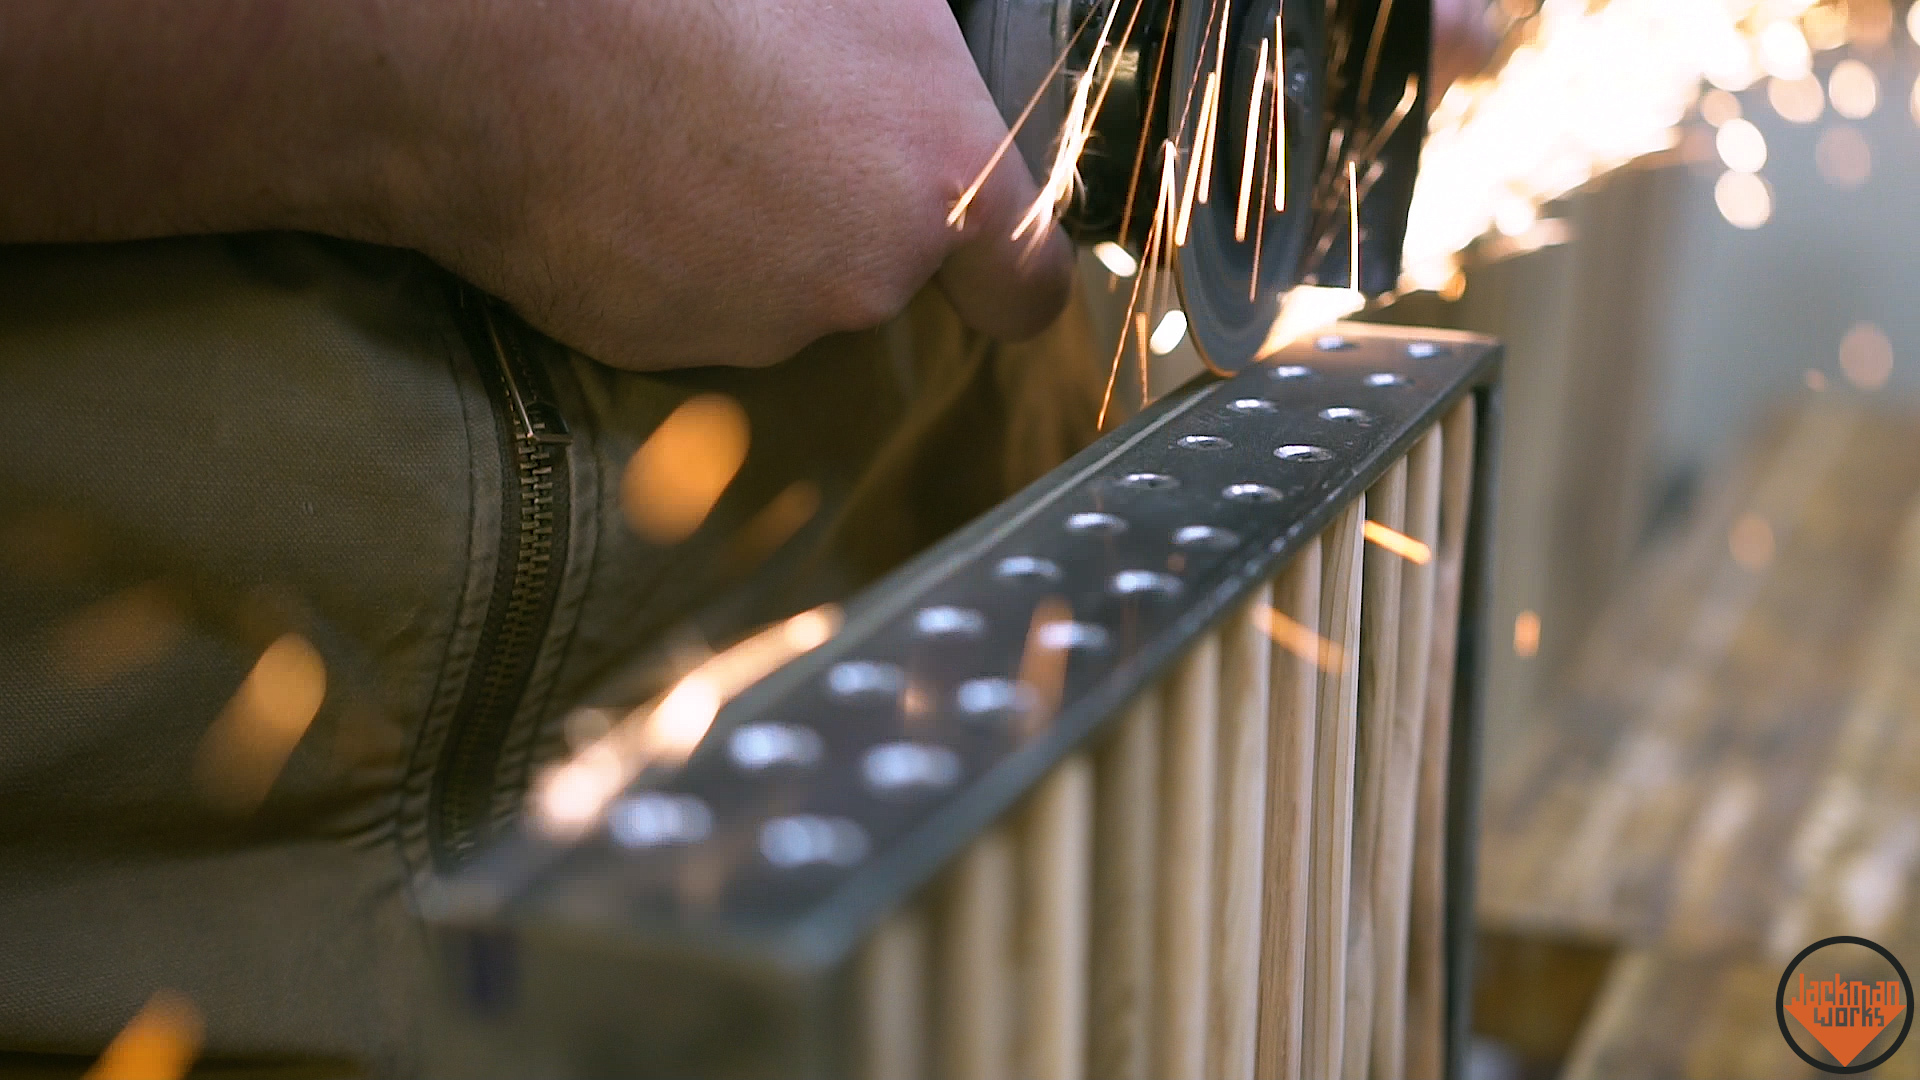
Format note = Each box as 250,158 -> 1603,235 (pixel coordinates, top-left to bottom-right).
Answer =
818,251 -> 931,333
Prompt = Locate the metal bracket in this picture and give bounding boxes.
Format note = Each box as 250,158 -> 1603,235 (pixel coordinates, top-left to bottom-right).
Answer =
428,322 -> 1500,1079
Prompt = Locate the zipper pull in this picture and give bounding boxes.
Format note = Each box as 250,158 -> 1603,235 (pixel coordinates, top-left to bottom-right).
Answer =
470,290 -> 574,446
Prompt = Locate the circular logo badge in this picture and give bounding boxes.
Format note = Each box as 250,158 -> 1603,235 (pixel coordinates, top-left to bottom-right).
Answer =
1777,936 -> 1912,1073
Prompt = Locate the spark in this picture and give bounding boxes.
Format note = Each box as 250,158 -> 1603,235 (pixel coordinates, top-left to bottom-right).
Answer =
1348,158 -> 1361,289
1116,0 -> 1181,245
85,992 -> 202,1080
1273,9 -> 1287,212
532,606 -> 840,837
1015,0 -> 1150,242
1198,1 -> 1231,205
1099,149 -> 1176,431
622,394 -> 750,544
1236,36 -> 1271,243
947,0 -> 1109,228
1254,605 -> 1346,671
1175,72 -> 1220,245
1363,520 -> 1433,564
1513,611 -> 1541,658
1358,0 -> 1398,109
194,633 -> 327,812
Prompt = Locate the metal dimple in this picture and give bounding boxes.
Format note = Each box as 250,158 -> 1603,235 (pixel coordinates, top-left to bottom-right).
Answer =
1269,364 -> 1313,379
862,742 -> 963,795
915,605 -> 987,637
1407,341 -> 1441,358
955,676 -> 1034,718
1320,406 -> 1375,424
1224,482 -> 1285,504
1111,569 -> 1183,598
1118,471 -> 1178,491
827,660 -> 905,699
995,555 -> 1062,583
1228,397 -> 1278,414
1067,511 -> 1128,535
761,815 -> 869,869
1173,524 -> 1239,550
1036,620 -> 1110,652
608,793 -> 712,849
1176,434 -> 1231,450
1366,372 -> 1410,388
1275,444 -> 1334,462
1315,334 -> 1356,351
729,723 -> 824,771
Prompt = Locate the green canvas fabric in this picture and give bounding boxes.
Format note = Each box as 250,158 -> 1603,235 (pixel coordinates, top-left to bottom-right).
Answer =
0,234 -> 1100,1077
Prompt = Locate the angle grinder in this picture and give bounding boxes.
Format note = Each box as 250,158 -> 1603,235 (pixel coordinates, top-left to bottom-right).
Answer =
953,0 -> 1432,371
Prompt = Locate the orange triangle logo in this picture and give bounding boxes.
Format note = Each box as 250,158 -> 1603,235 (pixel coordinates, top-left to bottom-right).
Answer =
1784,971 -> 1905,1067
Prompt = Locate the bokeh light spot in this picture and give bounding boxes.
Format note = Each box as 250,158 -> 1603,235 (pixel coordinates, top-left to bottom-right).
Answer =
194,633 -> 326,812
1768,75 -> 1825,124
84,991 -> 201,1080
1714,171 -> 1774,229
621,394 -> 750,544
1839,322 -> 1894,389
1729,513 -> 1776,570
1514,611 -> 1541,659
1701,88 -> 1742,127
1815,125 -> 1872,188
1828,59 -> 1879,119
1716,118 -> 1768,172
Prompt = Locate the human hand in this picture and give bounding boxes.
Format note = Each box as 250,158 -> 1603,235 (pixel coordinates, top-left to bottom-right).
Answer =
398,0 -> 1075,370
0,0 -> 1073,372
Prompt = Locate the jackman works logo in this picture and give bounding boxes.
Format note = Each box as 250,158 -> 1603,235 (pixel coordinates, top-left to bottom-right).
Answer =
1777,936 -> 1913,1073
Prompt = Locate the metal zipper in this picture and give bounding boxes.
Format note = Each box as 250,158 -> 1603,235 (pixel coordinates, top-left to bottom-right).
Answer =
431,289 -> 573,870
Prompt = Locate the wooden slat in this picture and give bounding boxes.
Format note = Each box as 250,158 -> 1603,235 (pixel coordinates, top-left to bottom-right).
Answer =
1257,546 -> 1325,1080
937,831 -> 1017,1080
1090,696 -> 1162,1080
1344,461 -> 1410,1080
1305,499 -> 1367,1080
1369,429 -> 1445,1079
1153,633 -> 1221,1080
859,905 -> 931,1080
1406,401 -> 1477,1080
1018,755 -> 1094,1080
1209,597 -> 1274,1079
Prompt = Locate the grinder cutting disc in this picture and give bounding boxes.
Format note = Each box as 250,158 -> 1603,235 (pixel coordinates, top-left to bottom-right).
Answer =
956,0 -> 1431,374
1168,0 -> 1326,372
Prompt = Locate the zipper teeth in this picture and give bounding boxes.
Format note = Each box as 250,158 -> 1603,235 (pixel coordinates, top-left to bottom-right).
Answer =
432,297 -> 571,868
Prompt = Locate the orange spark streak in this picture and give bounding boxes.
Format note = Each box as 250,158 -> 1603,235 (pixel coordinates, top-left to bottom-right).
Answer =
1175,74 -> 1217,245
1102,148 -> 1176,430
1274,10 -> 1287,211
1254,606 -> 1346,671
1348,159 -> 1361,288
1137,308 -> 1150,404
1359,0 -> 1398,115
1198,5 -> 1230,205
947,0 -> 1107,228
1236,36 -> 1270,242
1363,520 -> 1433,564
1116,0 -> 1180,244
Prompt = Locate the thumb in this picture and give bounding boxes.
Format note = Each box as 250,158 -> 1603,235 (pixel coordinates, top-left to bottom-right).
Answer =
933,99 -> 1077,341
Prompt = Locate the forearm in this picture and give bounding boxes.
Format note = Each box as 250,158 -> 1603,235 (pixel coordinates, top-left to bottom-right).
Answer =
0,0 -> 438,245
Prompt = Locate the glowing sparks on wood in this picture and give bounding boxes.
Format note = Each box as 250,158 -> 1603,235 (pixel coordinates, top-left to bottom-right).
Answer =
1255,605 -> 1346,671
1363,520 -> 1432,565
